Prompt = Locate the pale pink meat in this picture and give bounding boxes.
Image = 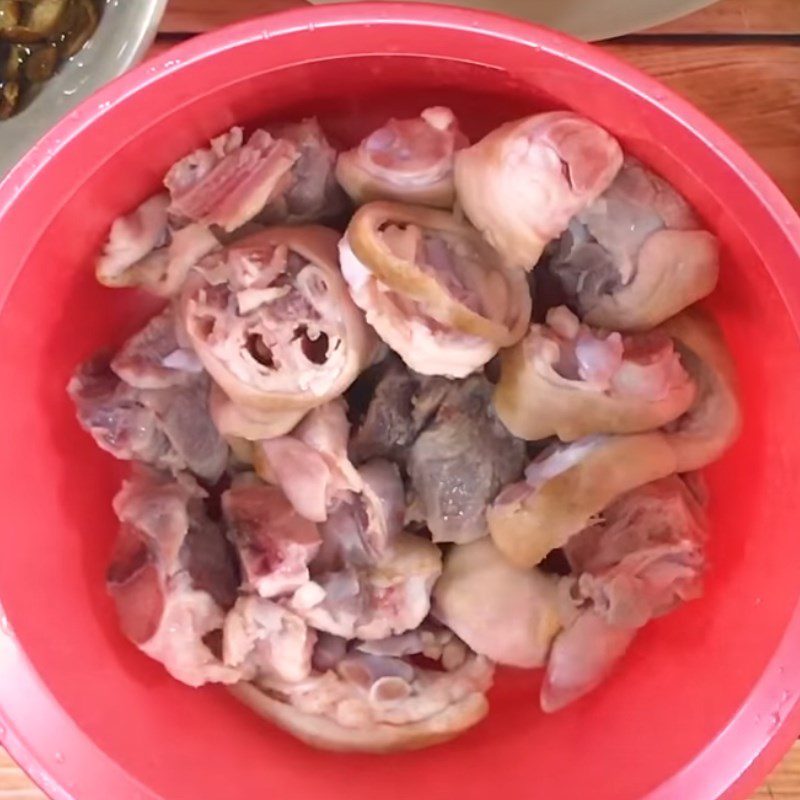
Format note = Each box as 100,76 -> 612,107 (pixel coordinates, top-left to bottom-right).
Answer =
181,226 -> 376,415
256,399 -> 404,556
547,306 -> 689,400
166,127 -> 299,232
339,214 -> 530,378
258,437 -> 333,523
95,191 -> 221,296
95,193 -> 170,285
292,533 -> 442,641
239,626 -> 493,746
541,476 -> 707,711
455,111 -> 623,269
541,611 -> 635,713
223,595 -> 316,682
111,307 -> 202,390
493,306 -> 696,441
256,399 -> 360,523
546,157 -> 719,330
336,107 -> 467,208
312,459 -> 405,566
106,468 -> 241,687
262,118 -> 346,222
223,480 -> 322,598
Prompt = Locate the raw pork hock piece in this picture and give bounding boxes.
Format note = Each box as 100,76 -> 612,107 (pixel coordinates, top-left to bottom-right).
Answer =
336,107 -> 467,208
340,201 -> 531,377
455,111 -> 623,269
493,305 -> 695,441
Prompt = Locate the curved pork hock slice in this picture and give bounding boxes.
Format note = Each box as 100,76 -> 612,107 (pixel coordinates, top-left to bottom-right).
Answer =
487,433 -> 677,569
546,157 -> 719,330
208,382 -> 307,442
542,475 -> 707,711
336,107 -> 467,209
230,632 -> 493,752
493,305 -> 696,441
180,225 -> 377,415
454,111 -> 623,270
106,467 -> 241,687
340,201 -> 531,377
658,308 -> 741,471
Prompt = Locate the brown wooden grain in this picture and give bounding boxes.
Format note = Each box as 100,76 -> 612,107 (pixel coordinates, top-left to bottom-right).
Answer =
648,0 -> 800,35
752,740 -> 800,798
602,40 -> 800,208
0,747 -> 44,799
160,0 -> 800,36
161,0 -> 309,33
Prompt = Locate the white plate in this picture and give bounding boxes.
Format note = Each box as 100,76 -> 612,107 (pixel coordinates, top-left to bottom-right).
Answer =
308,0 -> 717,40
0,0 -> 167,180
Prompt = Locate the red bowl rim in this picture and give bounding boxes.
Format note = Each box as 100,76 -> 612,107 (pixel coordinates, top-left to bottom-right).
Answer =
1,4 -> 800,799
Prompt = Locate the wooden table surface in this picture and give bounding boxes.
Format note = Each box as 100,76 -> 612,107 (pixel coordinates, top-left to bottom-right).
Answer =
1,0 -> 799,797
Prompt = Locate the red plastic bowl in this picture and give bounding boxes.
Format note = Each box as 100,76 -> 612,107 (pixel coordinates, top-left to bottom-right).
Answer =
1,5 -> 800,799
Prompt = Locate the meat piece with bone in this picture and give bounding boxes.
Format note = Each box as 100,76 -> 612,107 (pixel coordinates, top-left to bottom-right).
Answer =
208,382 -> 308,443
408,374 -> 527,543
222,477 -> 322,599
110,306 -> 203,389
106,467 -> 241,686
336,107 -> 467,209
340,202 -> 531,377
165,126 -> 299,233
434,537 -> 562,667
180,225 -> 377,422
542,476 -> 707,711
659,308 -> 741,471
222,595 -> 317,683
253,398 -> 405,559
493,305 -> 696,441
68,309 -> 228,482
253,399 -> 362,523
231,629 -> 493,751
290,532 -> 442,641
259,117 -> 348,224
545,157 -> 719,330
95,189 -> 220,297
487,433 -> 677,568
454,111 -> 623,270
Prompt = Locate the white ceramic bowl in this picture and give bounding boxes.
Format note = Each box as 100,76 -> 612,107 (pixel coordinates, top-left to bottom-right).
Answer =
0,0 -> 167,179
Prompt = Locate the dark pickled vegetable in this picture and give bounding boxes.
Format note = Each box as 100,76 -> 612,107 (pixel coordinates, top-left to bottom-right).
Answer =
0,2 -> 21,31
27,0 -> 69,37
0,78 -> 19,118
57,0 -> 96,58
24,42 -> 56,81
0,0 -> 103,118
4,42 -> 25,80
